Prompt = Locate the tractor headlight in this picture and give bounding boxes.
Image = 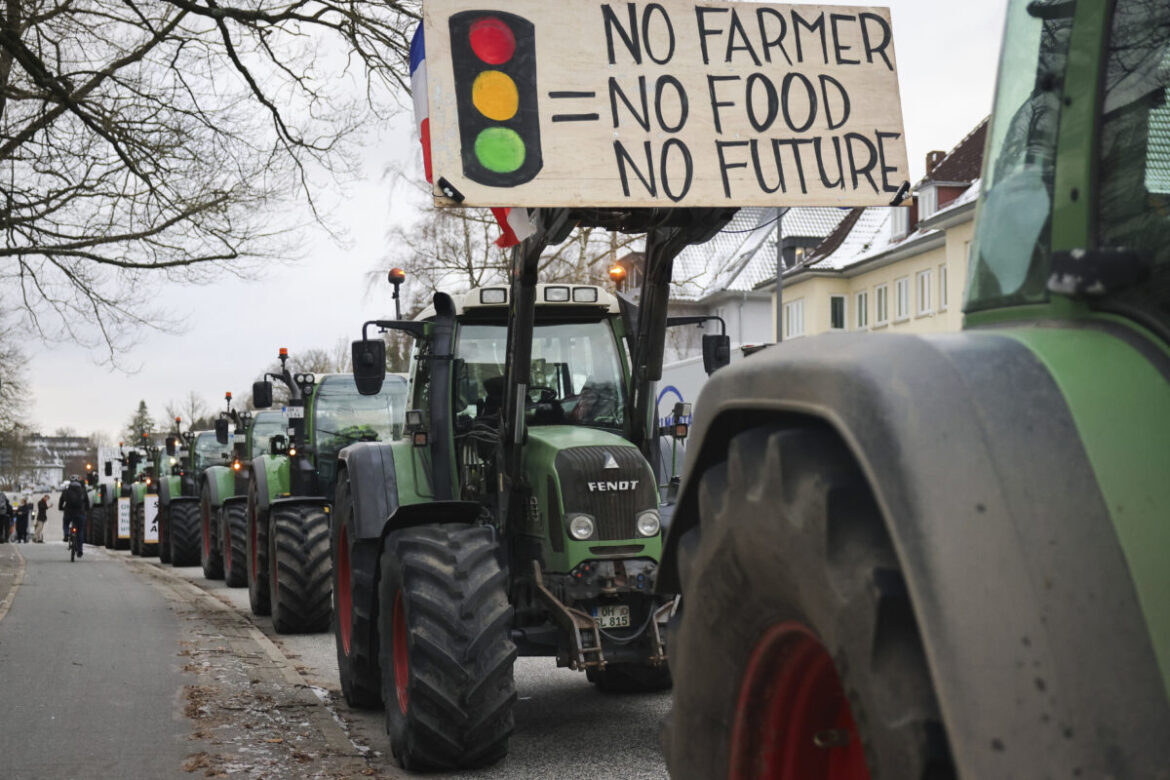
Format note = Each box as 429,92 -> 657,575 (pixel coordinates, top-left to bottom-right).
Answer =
568,514 -> 595,541
636,510 -> 661,537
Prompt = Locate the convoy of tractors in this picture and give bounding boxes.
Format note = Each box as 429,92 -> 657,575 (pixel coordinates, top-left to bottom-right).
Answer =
82,0 -> 1170,777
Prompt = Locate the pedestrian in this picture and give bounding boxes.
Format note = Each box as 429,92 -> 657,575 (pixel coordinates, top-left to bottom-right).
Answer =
34,494 -> 49,543
14,498 -> 30,543
0,492 -> 11,543
58,476 -> 89,554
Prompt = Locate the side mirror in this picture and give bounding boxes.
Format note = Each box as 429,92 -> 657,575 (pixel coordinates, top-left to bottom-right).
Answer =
165,437 -> 177,456
104,461 -> 113,477
215,417 -> 230,445
352,339 -> 387,396
702,334 -> 731,375
252,380 -> 273,409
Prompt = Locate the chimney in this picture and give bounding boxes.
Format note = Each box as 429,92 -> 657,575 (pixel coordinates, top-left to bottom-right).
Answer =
925,150 -> 946,177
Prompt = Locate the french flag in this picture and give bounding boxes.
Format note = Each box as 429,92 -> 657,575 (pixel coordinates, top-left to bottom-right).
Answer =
410,25 -> 536,249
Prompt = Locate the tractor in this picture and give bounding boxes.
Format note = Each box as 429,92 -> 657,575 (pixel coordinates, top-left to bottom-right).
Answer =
660,1 -> 1170,778
83,463 -> 108,549
201,399 -> 287,587
338,222 -> 729,769
128,435 -> 161,557
246,349 -> 406,633
102,443 -> 146,551
156,428 -> 229,568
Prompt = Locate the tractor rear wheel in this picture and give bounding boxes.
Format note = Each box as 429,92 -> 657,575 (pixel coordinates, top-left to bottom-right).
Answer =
200,484 -> 223,580
378,524 -> 516,771
663,425 -> 954,780
588,663 -> 672,693
131,503 -> 143,556
169,501 -> 201,566
246,480 -> 271,616
332,471 -> 382,709
222,502 -> 247,587
158,505 -> 172,564
104,503 -> 115,549
268,503 -> 332,634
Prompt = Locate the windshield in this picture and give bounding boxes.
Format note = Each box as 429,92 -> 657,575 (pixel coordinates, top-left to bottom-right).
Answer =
967,0 -> 1076,312
249,412 -> 287,458
455,320 -> 626,428
1096,1 -> 1170,330
192,432 -> 230,472
312,375 -> 407,456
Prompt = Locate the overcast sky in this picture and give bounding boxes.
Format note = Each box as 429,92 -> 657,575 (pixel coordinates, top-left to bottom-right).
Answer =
21,0 -> 1009,440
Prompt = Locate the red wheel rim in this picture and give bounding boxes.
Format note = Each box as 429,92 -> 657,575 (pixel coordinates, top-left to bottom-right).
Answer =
729,622 -> 871,780
338,524 -> 353,654
392,589 -> 409,714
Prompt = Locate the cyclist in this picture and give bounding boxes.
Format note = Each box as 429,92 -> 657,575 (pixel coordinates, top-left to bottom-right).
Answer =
58,475 -> 89,556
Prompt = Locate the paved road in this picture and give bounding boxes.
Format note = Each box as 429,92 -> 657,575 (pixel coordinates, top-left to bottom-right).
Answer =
0,541 -> 194,779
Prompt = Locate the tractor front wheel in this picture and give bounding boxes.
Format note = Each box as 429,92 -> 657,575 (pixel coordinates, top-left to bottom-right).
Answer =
378,524 -> 516,771
131,503 -> 143,556
169,501 -> 201,566
200,484 -> 223,580
268,503 -> 332,634
664,425 -> 953,780
332,471 -> 382,709
222,502 -> 247,588
246,480 -> 271,616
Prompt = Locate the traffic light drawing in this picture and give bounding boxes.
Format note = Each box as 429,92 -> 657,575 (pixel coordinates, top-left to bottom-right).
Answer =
449,11 -> 543,186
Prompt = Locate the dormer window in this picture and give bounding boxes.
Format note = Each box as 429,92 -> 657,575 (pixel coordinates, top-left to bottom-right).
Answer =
918,183 -> 938,220
890,206 -> 910,239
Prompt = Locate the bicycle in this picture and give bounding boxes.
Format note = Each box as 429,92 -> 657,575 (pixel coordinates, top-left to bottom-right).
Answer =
69,520 -> 81,562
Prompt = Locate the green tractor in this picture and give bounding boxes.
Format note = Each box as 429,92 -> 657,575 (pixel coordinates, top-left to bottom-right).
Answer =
201,398 -> 287,587
337,239 -> 724,768
103,443 -> 146,551
128,436 -> 161,557
153,418 -> 186,564
660,1 -> 1170,777
245,349 -> 405,633
83,463 -> 108,548
157,427 -> 226,568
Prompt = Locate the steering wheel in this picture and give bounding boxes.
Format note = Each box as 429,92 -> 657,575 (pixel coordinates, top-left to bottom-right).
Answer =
527,385 -> 558,404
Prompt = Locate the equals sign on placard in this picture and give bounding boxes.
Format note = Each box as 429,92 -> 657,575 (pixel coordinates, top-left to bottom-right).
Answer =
549,91 -> 599,123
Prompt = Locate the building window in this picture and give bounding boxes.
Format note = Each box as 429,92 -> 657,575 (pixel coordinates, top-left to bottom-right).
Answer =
875,285 -> 889,325
919,184 -> 938,220
890,206 -> 910,239
784,299 -> 805,339
856,291 -> 869,330
894,277 -> 910,321
916,269 -> 932,315
829,295 -> 846,330
939,263 -> 948,311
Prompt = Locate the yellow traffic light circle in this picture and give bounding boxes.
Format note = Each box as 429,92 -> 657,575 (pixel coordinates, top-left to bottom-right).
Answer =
471,70 -> 519,121
474,127 -> 526,173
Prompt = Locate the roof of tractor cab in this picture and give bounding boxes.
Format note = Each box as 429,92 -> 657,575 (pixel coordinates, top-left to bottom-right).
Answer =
414,284 -> 620,320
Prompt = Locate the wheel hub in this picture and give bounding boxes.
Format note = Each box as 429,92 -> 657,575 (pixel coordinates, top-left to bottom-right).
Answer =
729,621 -> 871,780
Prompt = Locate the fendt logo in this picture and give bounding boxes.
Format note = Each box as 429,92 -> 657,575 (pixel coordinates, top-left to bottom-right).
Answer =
587,480 -> 639,493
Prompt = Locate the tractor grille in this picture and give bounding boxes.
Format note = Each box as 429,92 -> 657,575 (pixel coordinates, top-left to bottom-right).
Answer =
555,446 -> 655,541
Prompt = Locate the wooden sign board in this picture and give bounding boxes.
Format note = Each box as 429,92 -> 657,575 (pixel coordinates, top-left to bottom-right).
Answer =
423,0 -> 909,208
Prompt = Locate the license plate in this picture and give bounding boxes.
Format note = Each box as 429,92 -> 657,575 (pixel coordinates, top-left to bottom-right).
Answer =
285,406 -> 304,418
594,604 -> 631,629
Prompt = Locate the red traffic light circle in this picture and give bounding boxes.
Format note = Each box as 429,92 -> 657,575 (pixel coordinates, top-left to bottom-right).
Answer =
469,17 -> 516,65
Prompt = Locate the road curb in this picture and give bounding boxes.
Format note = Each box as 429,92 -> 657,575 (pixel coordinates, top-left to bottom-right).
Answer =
0,544 -> 26,625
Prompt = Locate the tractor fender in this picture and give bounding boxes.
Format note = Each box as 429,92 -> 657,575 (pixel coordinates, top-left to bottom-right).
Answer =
337,441 -> 400,541
269,496 -> 330,514
130,481 -> 147,506
660,330 -> 1170,778
222,494 -> 247,508
202,466 -> 235,509
158,477 -> 175,507
250,454 -> 289,516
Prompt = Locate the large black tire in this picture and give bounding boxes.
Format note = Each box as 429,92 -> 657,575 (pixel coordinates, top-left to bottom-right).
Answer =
158,504 -> 172,564
88,504 -> 104,549
588,662 -> 672,693
268,503 -> 332,634
246,480 -> 271,616
332,471 -> 382,709
131,502 -> 143,556
221,502 -> 247,588
200,484 -> 223,580
378,525 -> 516,771
169,501 -> 201,566
664,425 -> 953,780
104,503 -> 115,549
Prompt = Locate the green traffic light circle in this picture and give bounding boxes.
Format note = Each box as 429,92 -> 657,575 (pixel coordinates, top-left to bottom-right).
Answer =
474,127 -> 526,174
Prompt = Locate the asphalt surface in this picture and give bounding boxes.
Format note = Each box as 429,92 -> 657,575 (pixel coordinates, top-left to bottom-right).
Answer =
0,540 -> 195,779
0,504 -> 673,779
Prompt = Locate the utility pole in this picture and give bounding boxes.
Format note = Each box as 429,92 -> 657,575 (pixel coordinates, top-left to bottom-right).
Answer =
774,207 -> 788,342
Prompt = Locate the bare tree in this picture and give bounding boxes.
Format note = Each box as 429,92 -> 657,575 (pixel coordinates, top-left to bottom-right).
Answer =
0,315 -> 28,429
1,0 -> 420,358
164,390 -> 210,431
